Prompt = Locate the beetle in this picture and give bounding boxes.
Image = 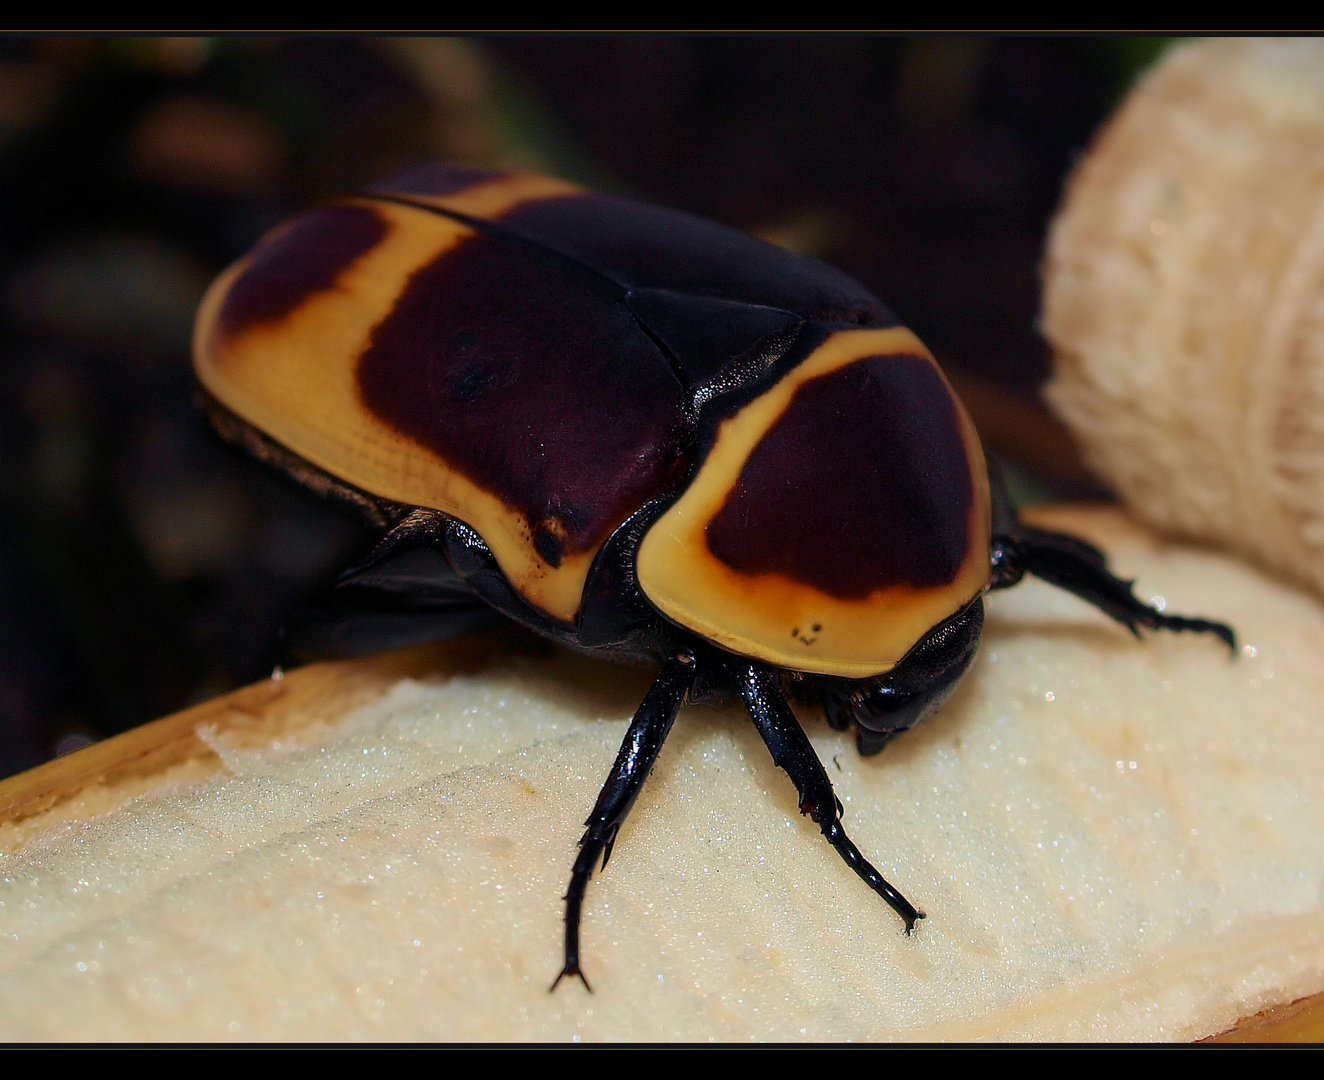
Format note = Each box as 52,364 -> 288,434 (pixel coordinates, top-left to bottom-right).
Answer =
192,163 -> 1235,991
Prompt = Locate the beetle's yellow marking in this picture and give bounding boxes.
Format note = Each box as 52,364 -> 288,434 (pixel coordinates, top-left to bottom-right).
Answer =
382,173 -> 587,221
194,197 -> 592,624
636,328 -> 991,677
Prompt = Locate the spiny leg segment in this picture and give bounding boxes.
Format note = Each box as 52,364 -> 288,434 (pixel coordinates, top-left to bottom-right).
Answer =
552,648 -> 923,992
552,649 -> 697,992
729,659 -> 924,933
991,528 -> 1236,651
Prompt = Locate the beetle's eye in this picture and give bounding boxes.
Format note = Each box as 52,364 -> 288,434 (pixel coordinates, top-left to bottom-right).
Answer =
636,327 -> 991,678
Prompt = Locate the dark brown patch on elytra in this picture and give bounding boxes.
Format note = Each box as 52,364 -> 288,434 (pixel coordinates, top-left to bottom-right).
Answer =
367,163 -> 502,200
356,229 -> 691,560
218,204 -> 387,337
705,354 -> 973,598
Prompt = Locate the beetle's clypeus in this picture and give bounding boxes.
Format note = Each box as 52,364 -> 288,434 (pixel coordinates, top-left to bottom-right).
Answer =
193,163 -> 1235,990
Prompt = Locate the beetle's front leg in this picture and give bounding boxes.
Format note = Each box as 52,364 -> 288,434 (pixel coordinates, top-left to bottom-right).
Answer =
730,661 -> 924,933
985,454 -> 1235,650
552,649 -> 697,992
991,527 -> 1236,649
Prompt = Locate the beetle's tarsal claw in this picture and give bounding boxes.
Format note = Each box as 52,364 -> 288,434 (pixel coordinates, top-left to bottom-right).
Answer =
904,911 -> 926,936
1154,613 -> 1236,653
550,962 -> 592,994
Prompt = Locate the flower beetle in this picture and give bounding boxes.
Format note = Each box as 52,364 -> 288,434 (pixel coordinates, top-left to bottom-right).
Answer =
192,163 -> 1234,990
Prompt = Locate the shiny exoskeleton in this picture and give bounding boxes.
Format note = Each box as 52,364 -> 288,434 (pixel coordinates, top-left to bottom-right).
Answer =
193,164 -> 1235,990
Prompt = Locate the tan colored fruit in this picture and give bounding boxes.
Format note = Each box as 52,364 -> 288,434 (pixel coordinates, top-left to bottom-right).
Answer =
1043,38 -> 1324,596
0,509 -> 1322,1041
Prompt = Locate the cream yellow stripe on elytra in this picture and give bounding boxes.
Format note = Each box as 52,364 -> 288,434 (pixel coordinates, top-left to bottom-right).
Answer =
193,198 -> 590,624
391,173 -> 587,219
636,327 -> 991,677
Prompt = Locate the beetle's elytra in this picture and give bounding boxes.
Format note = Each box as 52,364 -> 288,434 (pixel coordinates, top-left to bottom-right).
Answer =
193,163 -> 1235,990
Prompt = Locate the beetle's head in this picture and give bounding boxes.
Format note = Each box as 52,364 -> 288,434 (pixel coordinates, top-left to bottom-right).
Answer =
636,327 -> 991,678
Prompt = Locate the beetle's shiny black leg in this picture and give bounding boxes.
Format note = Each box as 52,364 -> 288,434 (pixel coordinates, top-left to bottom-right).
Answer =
985,453 -> 1235,650
731,661 -> 924,933
993,528 -> 1236,651
552,649 -> 698,993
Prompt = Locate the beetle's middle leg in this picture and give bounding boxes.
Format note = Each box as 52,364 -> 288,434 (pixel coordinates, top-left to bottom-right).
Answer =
730,660 -> 925,933
552,649 -> 697,992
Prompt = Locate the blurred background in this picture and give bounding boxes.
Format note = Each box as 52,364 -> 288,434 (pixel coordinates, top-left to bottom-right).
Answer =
0,35 -> 1171,777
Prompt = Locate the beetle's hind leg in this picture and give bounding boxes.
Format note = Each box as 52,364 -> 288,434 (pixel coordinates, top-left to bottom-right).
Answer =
552,650 -> 698,992
730,660 -> 924,933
